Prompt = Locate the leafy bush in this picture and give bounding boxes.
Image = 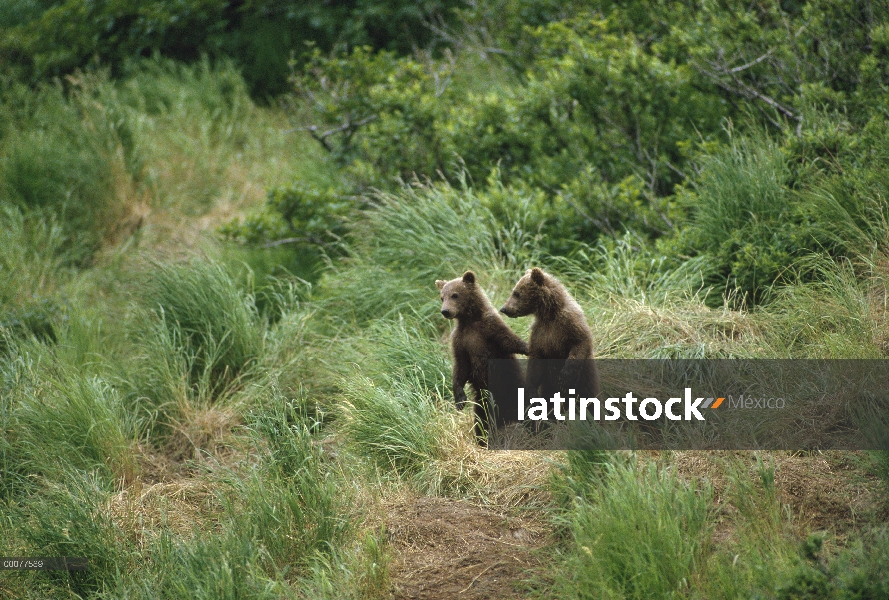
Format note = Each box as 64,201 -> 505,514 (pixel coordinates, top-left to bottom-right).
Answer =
0,0 -> 462,97
286,16 -> 730,247
775,529 -> 889,600
220,182 -> 352,249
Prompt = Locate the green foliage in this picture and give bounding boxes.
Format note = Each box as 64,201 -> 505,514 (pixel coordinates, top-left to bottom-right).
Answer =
11,470 -> 136,596
237,406 -> 347,565
674,113 -> 889,304
140,258 -> 263,391
292,46 -> 456,189
0,206 -> 67,306
221,182 -> 352,249
0,0 -> 461,97
554,459 -> 712,599
288,25 -> 726,243
763,256 -> 883,357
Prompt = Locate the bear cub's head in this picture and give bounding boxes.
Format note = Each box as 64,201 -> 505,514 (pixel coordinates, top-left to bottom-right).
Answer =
500,267 -> 547,318
435,271 -> 480,320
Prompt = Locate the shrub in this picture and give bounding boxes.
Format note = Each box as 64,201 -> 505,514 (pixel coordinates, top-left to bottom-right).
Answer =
220,182 -> 352,250
0,0 -> 462,97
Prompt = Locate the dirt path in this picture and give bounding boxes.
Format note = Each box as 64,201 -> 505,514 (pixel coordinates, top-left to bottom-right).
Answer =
385,497 -> 551,600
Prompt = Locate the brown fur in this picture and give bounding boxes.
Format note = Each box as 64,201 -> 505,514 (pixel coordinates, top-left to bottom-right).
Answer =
436,271 -> 527,437
500,268 -> 599,400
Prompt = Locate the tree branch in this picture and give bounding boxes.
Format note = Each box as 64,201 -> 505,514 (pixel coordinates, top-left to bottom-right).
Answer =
294,115 -> 380,153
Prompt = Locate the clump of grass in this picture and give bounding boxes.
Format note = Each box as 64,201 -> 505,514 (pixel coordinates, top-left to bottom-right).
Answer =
0,205 -> 68,306
121,530 -> 292,599
694,454 -> 801,597
140,258 -> 263,391
10,469 -> 136,597
554,233 -> 714,307
346,316 -> 451,393
8,351 -> 139,488
0,75 -> 134,265
546,236 -> 767,359
338,370 -> 449,479
764,255 -> 883,357
588,290 -> 764,359
320,181 -> 537,325
551,456 -> 712,599
357,529 -> 391,600
241,397 -> 348,562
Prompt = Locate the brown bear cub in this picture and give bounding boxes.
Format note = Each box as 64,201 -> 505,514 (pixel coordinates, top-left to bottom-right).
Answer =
500,268 -> 600,405
436,271 -> 527,438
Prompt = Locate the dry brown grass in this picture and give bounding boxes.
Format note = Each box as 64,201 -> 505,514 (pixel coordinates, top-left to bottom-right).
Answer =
593,296 -> 766,358
106,478 -> 224,551
163,404 -> 245,464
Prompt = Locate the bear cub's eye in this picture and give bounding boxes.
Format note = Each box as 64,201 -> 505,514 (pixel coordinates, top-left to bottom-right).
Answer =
512,291 -> 520,299
451,293 -> 459,299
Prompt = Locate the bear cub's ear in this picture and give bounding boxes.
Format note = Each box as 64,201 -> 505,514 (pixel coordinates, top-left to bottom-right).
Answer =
530,267 -> 545,286
462,271 -> 476,285
435,280 -> 446,290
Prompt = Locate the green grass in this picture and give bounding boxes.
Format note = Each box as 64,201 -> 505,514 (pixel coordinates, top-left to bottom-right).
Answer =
6,469 -> 137,598
140,258 -> 263,387
339,370 -> 450,479
3,52 -> 889,600
553,456 -> 712,600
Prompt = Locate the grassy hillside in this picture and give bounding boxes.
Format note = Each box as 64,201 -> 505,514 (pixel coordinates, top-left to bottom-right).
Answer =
3,2 -> 889,598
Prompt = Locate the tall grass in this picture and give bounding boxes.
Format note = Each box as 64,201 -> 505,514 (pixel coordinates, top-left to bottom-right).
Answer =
140,258 -> 263,390
689,133 -> 791,251
554,234 -> 714,307
694,455 -> 798,597
0,75 -> 135,265
9,469 -> 136,597
0,205 -> 67,307
339,371 -> 450,479
1,341 -> 139,492
108,55 -> 334,226
553,457 -> 712,599
320,181 -> 539,324
764,255 -> 883,357
94,396 -> 348,599
16,373 -> 139,486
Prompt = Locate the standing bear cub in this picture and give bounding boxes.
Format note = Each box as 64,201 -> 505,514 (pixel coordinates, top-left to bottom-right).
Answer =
500,268 -> 600,405
436,271 -> 527,437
